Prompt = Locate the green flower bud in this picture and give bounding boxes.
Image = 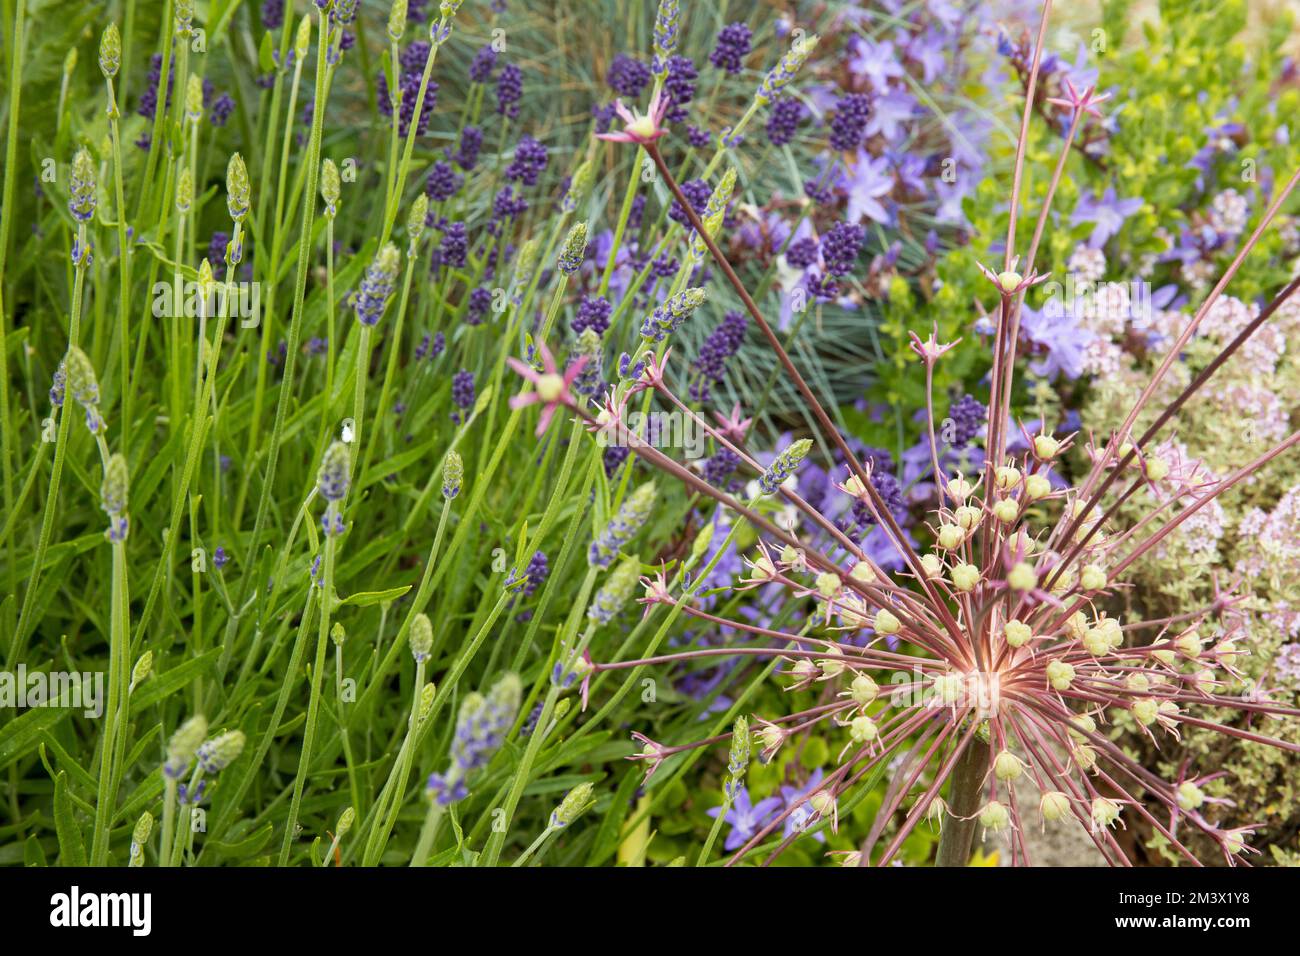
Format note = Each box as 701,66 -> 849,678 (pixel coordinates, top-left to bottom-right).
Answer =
1090,797 -> 1121,831
1176,781 -> 1205,812
175,0 -> 195,37
101,453 -> 129,516
442,450 -> 463,498
993,749 -> 1024,781
978,800 -> 1010,833
63,345 -> 100,408
295,14 -> 314,60
130,650 -> 153,690
185,73 -> 204,122
99,23 -> 121,79
320,158 -> 341,217
176,163 -> 193,214
197,729 -> 246,774
1039,790 -> 1071,822
550,782 -> 596,828
331,622 -> 346,646
337,806 -> 356,835
558,221 -> 587,275
165,715 -> 208,774
410,612 -> 433,661
69,148 -> 98,222
587,555 -> 642,625
758,438 -> 812,495
418,682 -> 437,720
226,152 -> 251,222
407,194 -> 429,249
388,0 -> 408,41
132,811 -> 154,847
1046,659 -> 1075,691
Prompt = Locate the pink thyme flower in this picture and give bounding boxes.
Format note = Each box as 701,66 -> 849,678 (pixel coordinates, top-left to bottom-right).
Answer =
506,342 -> 588,437
595,88 -> 670,145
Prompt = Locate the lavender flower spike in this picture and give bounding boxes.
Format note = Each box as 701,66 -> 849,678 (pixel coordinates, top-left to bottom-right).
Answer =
640,287 -> 708,341
587,556 -> 642,625
558,221 -> 588,275
758,438 -> 812,495
755,33 -> 819,107
354,242 -> 401,326
652,0 -> 681,75
589,482 -> 657,567
317,441 -> 352,502
196,730 -> 247,774
69,149 -> 97,222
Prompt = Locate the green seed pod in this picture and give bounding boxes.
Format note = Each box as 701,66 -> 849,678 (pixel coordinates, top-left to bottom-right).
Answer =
330,622 -> 346,646
550,782 -> 596,828
132,811 -> 154,847
387,0 -> 408,42
295,14 -> 313,60
410,613 -> 433,661
226,152 -> 251,222
557,221 -> 587,275
320,158 -> 341,218
99,23 -> 121,79
100,452 -> 129,515
407,194 -> 429,250
442,451 -> 463,499
63,345 -> 100,408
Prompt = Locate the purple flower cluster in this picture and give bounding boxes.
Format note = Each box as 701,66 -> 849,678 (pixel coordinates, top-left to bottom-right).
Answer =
947,393 -> 986,447
469,44 -> 498,84
663,55 -> 698,123
451,369 -> 475,423
765,97 -> 806,147
709,23 -> 752,75
453,125 -> 483,171
496,63 -> 523,120
137,53 -> 174,123
505,135 -> 548,187
829,94 -> 872,152
439,221 -> 468,268
465,286 -> 492,325
607,53 -> 651,98
669,179 -> 712,226
426,161 -> 463,202
378,41 -> 439,138
572,295 -> 612,336
690,311 -> 747,402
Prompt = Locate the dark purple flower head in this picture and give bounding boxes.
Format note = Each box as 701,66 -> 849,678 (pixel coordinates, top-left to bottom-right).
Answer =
261,0 -> 284,29
451,369 -> 475,422
786,236 -> 820,270
210,93 -> 235,127
709,22 -> 752,74
426,161 -> 463,202
469,44 -> 498,83
765,97 -> 805,146
378,42 -> 438,137
607,53 -> 652,98
137,53 -> 173,121
669,178 -> 712,226
663,55 -> 698,123
506,135 -> 548,186
821,222 -> 864,277
948,393 -> 987,447
690,311 -> 747,402
496,63 -> 523,119
439,221 -> 468,268
573,295 -> 612,336
830,93 -> 872,152
466,286 -> 492,325
454,125 -> 483,171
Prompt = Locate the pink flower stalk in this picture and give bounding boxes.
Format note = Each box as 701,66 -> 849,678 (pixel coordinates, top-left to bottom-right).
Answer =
506,343 -> 587,437
595,88 -> 670,145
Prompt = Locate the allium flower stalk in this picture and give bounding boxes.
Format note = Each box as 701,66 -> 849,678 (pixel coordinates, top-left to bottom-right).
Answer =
553,2 -> 1300,868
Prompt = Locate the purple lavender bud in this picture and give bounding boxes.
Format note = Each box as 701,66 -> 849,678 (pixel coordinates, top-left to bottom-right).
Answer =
465,286 -> 492,326
640,287 -> 707,342
690,310 -> 747,401
454,125 -> 483,171
495,63 -> 522,119
572,295 -> 612,336
261,0 -> 284,29
209,93 -> 235,127
469,44 -> 498,83
506,134 -> 548,186
709,22 -> 752,75
821,222 -> 864,277
354,243 -> 401,326
589,482 -> 656,568
607,53 -> 651,98
668,178 -> 712,226
829,93 -> 871,152
786,236 -> 819,269
451,369 -> 475,422
425,160 -> 463,202
439,220 -> 468,267
765,97 -> 805,146
317,441 -> 352,502
663,55 -> 697,123
948,394 -> 987,447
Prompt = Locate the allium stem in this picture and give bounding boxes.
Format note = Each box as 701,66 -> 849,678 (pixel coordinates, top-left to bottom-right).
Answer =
933,736 -> 989,867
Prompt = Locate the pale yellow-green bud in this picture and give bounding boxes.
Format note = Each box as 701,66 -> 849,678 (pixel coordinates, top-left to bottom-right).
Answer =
1082,627 -> 1110,657
950,563 -> 979,592
99,23 -> 121,79
1125,672 -> 1150,694
226,152 -> 251,222
992,499 -> 1019,524
1068,713 -> 1096,742
1072,743 -> 1098,772
1006,561 -> 1037,592
1046,659 -> 1075,691
296,14 -> 314,59
936,524 -> 964,550
920,553 -> 942,577
932,672 -> 962,705
388,0 -> 408,41
814,571 -> 841,600
176,163 -> 194,214
954,505 -> 980,530
1004,620 -> 1032,648
130,650 -> 153,691
331,622 -> 346,646
993,749 -> 1024,781
551,782 -> 596,828
1023,474 -> 1051,500
995,466 -> 1021,490
1131,697 -> 1159,725
849,673 -> 879,706
320,158 -> 341,217
337,806 -> 356,835
1033,434 -> 1060,459
849,714 -> 878,743
946,475 -> 973,500
1090,797 -> 1121,831
185,74 -> 204,122
1176,781 -> 1205,812
1040,791 -> 1071,822
1079,564 -> 1107,591
979,800 -> 1011,832
849,560 -> 875,583
996,271 -> 1022,294
407,194 -> 429,248
873,608 -> 900,635
410,613 -> 433,661
1175,630 -> 1202,658
1145,456 -> 1169,482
